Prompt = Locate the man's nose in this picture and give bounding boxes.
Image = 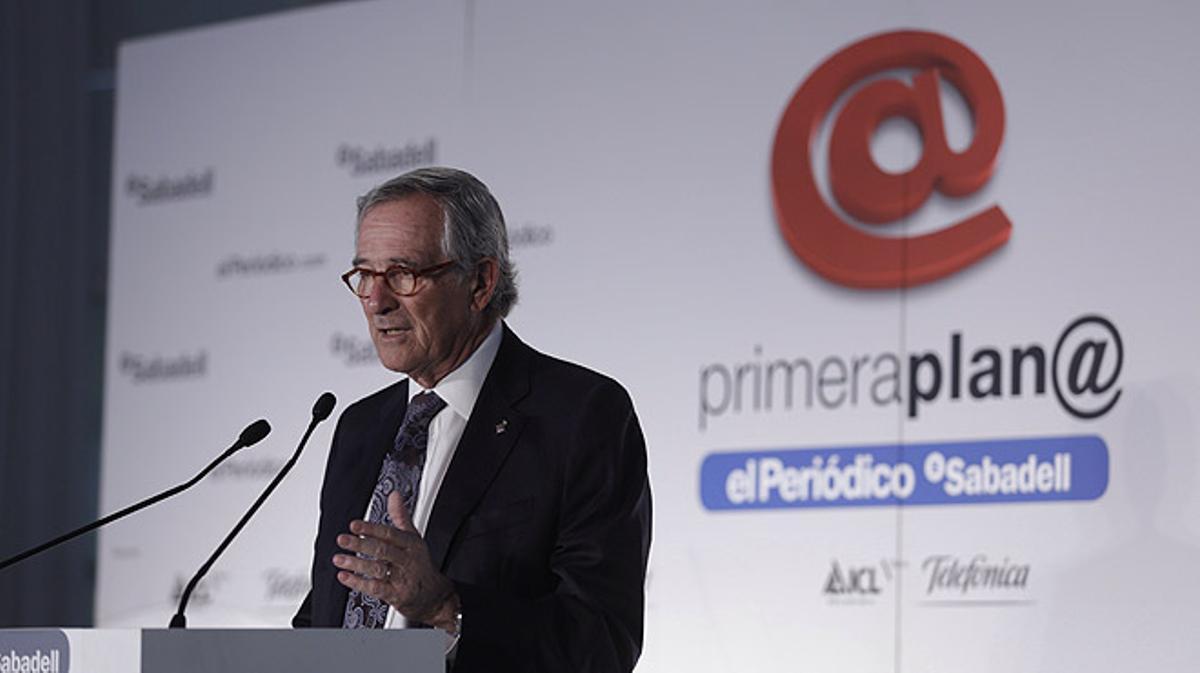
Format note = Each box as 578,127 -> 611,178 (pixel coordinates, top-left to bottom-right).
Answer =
364,279 -> 397,313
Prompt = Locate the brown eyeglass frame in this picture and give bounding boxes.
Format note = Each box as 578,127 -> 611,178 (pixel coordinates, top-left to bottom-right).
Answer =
341,260 -> 458,298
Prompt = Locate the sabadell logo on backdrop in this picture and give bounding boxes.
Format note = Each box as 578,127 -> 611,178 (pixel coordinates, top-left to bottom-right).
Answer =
771,29 -> 1009,289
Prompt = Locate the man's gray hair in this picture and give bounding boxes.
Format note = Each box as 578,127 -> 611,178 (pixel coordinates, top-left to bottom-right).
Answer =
356,167 -> 518,317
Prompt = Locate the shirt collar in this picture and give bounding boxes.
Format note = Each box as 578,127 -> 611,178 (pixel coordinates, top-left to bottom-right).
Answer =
407,320 -> 504,420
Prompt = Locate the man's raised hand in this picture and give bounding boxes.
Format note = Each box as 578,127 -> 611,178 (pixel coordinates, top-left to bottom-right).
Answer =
333,490 -> 459,631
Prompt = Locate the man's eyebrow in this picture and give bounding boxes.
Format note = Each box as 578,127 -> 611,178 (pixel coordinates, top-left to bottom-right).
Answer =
350,256 -> 422,267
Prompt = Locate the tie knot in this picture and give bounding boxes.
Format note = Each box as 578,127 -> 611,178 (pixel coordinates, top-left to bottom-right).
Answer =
405,390 -> 446,426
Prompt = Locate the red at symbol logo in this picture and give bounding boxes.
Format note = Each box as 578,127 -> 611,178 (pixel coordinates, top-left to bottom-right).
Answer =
772,30 -> 1010,288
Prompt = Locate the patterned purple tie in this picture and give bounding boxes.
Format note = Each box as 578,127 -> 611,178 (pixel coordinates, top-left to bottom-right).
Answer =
343,390 -> 446,628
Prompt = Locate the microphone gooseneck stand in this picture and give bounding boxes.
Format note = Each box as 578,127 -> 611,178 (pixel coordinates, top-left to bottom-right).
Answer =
0,419 -> 271,572
170,393 -> 336,628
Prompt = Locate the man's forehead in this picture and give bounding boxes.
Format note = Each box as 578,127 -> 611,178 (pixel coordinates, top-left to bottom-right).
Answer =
360,194 -> 444,227
355,196 -> 445,265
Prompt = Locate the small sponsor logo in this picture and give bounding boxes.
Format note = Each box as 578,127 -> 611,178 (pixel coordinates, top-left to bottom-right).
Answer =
211,457 -> 285,481
920,554 -> 1032,604
216,252 -> 326,279
263,568 -> 310,602
119,351 -> 207,383
822,559 -> 902,604
170,571 -> 227,609
126,169 -> 214,205
509,222 -> 555,248
0,630 -> 69,673
330,332 -> 377,366
337,138 -> 436,176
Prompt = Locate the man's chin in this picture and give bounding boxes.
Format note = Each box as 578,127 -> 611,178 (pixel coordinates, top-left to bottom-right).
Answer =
373,345 -> 415,374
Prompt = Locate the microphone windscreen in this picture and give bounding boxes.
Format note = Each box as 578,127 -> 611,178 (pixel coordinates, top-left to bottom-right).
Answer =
312,392 -> 337,421
239,419 -> 272,447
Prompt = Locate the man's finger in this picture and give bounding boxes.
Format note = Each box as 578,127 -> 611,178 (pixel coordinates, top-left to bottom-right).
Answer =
348,519 -> 411,546
336,569 -> 391,603
332,552 -> 391,580
337,532 -> 410,561
388,490 -> 417,533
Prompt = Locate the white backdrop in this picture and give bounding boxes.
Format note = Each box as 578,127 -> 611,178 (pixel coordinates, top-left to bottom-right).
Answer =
98,1 -> 1200,671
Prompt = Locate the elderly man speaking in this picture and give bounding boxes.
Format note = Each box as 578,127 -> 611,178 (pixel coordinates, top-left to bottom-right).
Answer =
292,167 -> 652,673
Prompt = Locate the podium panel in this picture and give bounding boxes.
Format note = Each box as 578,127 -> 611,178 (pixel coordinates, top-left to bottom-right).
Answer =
142,629 -> 442,673
0,629 -> 442,673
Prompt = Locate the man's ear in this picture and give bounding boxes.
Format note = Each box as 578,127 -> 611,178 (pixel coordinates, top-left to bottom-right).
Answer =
470,257 -> 500,312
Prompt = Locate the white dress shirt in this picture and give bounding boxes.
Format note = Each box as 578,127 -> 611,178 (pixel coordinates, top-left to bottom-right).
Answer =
380,320 -> 503,629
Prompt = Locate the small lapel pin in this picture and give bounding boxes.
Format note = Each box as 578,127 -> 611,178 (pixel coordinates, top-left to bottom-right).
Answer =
495,418 -> 508,434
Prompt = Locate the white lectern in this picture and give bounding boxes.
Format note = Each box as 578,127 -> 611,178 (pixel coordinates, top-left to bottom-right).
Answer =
0,628 -> 443,673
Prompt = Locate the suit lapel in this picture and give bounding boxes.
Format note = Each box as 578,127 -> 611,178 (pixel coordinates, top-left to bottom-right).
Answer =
425,325 -> 532,570
350,380 -> 410,523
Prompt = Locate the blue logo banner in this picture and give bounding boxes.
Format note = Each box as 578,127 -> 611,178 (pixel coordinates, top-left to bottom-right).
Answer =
700,435 -> 1108,510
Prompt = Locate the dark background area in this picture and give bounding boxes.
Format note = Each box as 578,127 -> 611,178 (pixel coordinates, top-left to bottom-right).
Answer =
0,0 -> 348,628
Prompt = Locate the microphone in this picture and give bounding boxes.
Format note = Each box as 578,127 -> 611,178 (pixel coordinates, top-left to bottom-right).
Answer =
170,392 -> 336,628
0,419 -> 271,572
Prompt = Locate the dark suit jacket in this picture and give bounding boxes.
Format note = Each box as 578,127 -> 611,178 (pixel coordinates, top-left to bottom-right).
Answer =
293,325 -> 652,673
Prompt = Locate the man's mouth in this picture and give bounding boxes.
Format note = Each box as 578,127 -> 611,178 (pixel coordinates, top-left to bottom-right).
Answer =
377,326 -> 409,336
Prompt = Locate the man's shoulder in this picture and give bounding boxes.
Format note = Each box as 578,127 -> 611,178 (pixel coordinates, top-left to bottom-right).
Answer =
339,378 -> 407,423
518,340 -> 636,416
528,346 -> 623,393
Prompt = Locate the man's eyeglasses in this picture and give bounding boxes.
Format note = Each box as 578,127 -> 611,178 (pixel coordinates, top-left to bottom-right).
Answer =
341,260 -> 458,298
